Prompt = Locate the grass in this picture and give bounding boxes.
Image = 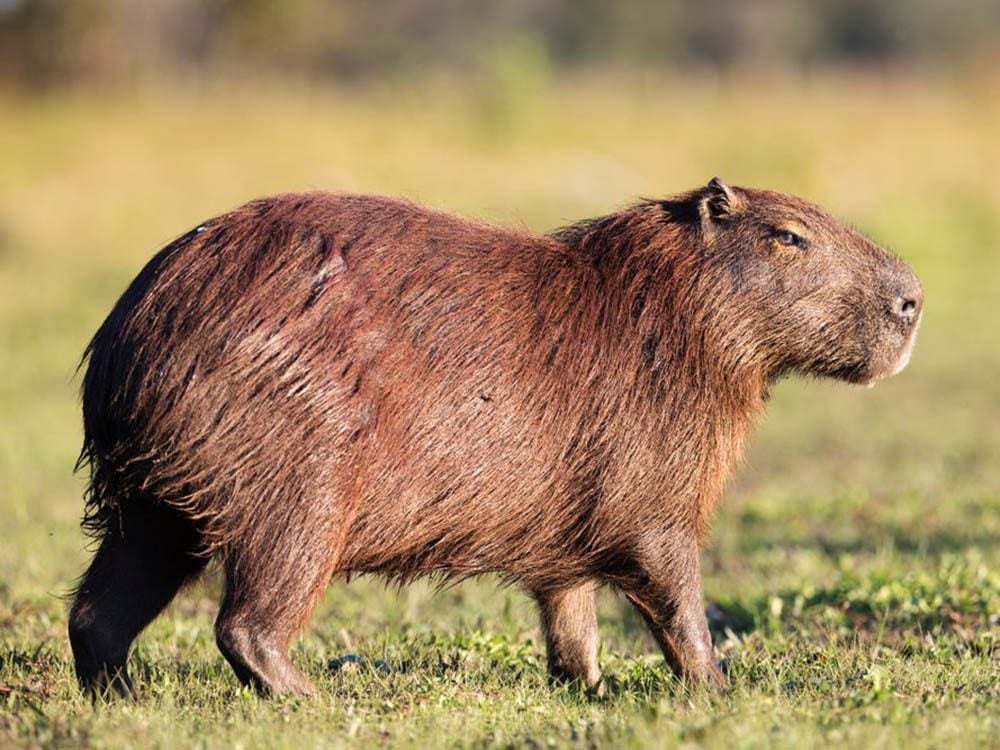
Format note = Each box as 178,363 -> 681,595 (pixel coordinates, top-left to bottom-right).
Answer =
1,69 -> 998,747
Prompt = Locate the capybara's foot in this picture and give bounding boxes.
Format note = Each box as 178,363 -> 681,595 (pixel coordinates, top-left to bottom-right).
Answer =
68,616 -> 135,700
689,660 -> 727,690
588,678 -> 607,698
215,624 -> 315,697
82,666 -> 136,701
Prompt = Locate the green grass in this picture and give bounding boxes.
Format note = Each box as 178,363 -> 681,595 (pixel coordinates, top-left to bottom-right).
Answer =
1,71 -> 998,747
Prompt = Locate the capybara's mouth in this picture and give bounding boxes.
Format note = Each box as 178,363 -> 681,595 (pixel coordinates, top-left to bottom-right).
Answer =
889,323 -> 920,376
862,319 -> 921,387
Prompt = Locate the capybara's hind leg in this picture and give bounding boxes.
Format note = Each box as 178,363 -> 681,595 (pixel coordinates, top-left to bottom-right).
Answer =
68,503 -> 206,698
214,531 -> 338,696
534,581 -> 602,691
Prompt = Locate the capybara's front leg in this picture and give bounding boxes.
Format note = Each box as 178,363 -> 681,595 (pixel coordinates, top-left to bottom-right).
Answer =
534,581 -> 602,691
621,541 -> 724,687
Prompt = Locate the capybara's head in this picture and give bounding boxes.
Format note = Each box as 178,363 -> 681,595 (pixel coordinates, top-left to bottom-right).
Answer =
697,178 -> 922,385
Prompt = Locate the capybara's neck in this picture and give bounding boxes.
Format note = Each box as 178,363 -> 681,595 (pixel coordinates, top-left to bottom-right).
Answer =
553,200 -> 768,409
547,201 -> 768,525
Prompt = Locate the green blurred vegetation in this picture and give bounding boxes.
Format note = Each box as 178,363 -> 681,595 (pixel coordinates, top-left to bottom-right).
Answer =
0,4 -> 998,745
1,0 -> 999,90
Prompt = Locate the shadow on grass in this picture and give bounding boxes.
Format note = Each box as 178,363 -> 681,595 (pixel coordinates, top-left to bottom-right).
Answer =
730,528 -> 998,559
613,550 -> 997,659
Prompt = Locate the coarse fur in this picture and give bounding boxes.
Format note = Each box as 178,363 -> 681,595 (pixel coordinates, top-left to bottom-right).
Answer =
69,179 -> 923,698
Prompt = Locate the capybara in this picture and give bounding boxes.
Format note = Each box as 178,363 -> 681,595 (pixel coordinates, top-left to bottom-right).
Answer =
70,178 -> 922,697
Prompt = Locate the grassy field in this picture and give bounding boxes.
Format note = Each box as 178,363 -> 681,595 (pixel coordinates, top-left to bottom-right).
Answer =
1,70 -> 998,747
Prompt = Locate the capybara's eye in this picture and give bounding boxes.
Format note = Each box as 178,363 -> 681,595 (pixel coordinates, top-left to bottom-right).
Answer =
772,228 -> 809,249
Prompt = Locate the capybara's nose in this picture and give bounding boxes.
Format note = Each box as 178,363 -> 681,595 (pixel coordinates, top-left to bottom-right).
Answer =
891,286 -> 922,324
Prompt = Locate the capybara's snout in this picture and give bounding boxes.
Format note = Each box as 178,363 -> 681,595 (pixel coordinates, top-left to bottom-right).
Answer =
879,260 -> 923,379
886,261 -> 923,327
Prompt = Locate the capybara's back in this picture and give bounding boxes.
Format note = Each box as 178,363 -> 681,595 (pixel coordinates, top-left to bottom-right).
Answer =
71,181 -> 922,698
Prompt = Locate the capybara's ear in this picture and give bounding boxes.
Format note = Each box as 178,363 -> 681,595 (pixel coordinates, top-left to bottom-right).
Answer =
699,177 -> 743,224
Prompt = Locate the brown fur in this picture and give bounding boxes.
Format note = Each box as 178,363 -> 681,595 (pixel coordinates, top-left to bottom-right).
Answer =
69,179 -> 922,697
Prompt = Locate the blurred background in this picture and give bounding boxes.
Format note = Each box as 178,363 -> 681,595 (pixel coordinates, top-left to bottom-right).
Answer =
0,2 -> 997,737
1,0 -> 998,88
